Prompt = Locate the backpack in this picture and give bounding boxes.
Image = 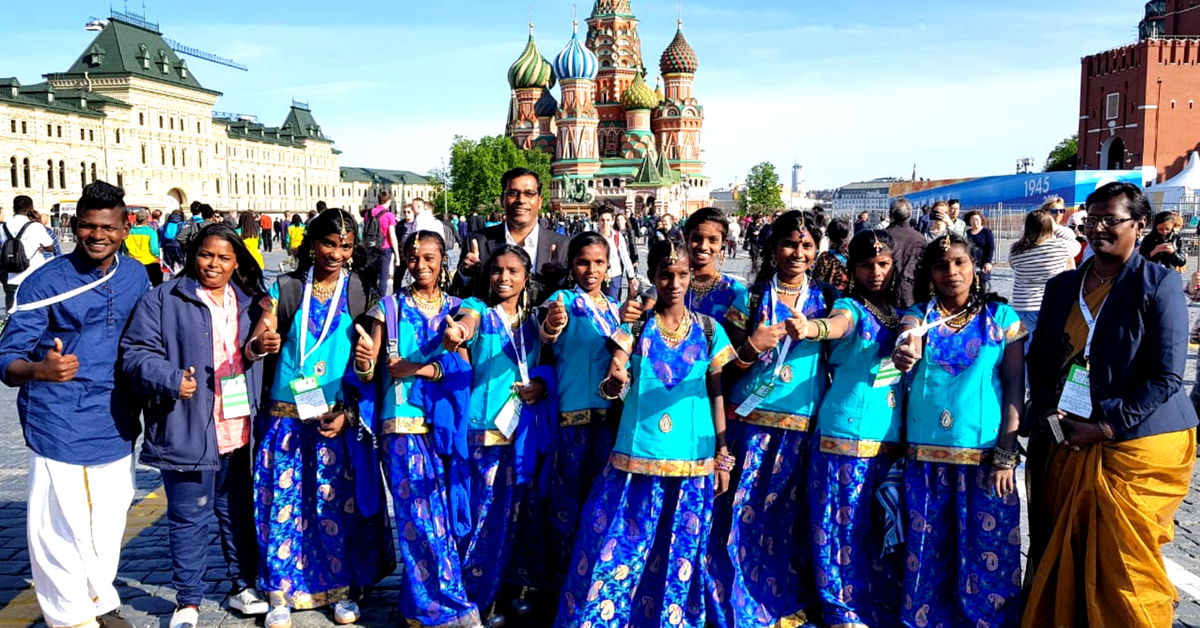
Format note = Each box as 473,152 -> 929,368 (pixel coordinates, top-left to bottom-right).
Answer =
176,219 -> 200,250
362,208 -> 385,249
0,222 -> 34,274
163,221 -> 180,243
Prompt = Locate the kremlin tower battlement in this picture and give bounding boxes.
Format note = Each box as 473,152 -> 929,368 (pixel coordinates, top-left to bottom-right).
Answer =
504,0 -> 708,217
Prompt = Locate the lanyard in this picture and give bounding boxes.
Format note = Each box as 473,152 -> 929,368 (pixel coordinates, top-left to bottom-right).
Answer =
10,256 -> 119,314
768,275 -> 808,380
297,268 -> 346,374
495,306 -> 530,384
896,300 -> 965,344
574,287 -> 618,338
198,284 -> 239,371
1078,278 -> 1106,364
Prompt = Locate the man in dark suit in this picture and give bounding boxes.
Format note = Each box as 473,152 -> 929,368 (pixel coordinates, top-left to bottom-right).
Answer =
468,211 -> 485,233
452,167 -> 569,302
886,197 -> 926,308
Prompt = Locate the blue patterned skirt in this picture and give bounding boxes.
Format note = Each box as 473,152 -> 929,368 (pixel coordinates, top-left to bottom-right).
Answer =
707,422 -> 814,628
253,407 -> 393,609
555,464 -> 713,628
547,422 -> 618,585
808,448 -> 903,628
458,442 -> 522,612
382,433 -> 480,627
902,461 -> 1021,628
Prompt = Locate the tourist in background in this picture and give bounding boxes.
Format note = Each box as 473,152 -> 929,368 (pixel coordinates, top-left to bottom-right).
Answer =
946,199 -> 967,236
31,210 -> 60,260
887,197 -> 926,308
236,212 -> 264,270
1009,208 -> 1078,340
596,207 -> 634,301
1024,183 -> 1198,627
615,213 -> 640,271
259,212 -> 274,253
285,214 -> 305,260
963,210 -> 995,279
161,210 -> 186,272
853,210 -> 871,234
891,233 -> 1025,628
120,224 -> 268,628
0,196 -> 56,311
812,217 -> 851,292
725,215 -> 741,259
127,209 -> 163,287
1139,210 -> 1187,270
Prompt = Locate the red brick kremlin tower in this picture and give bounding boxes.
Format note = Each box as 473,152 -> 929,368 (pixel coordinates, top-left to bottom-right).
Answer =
504,1 -> 709,216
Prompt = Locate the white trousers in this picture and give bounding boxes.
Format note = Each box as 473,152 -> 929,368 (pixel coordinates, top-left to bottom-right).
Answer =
27,452 -> 134,628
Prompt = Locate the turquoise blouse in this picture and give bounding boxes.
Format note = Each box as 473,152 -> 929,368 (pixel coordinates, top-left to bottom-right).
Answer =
814,298 -> 903,456
365,291 -> 461,433
547,288 -> 618,421
461,298 -> 541,438
267,276 -> 353,406
902,300 -> 1024,465
725,280 -> 830,431
609,312 -> 735,476
686,273 -> 748,322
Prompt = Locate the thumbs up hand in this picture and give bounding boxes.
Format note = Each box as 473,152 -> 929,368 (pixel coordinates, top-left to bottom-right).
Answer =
463,239 -> 481,272
443,318 -> 467,352
258,319 -> 281,355
618,279 -> 646,323
354,323 -> 376,367
38,337 -> 79,382
179,366 -> 197,400
783,305 -> 809,341
545,296 -> 568,333
891,332 -> 923,372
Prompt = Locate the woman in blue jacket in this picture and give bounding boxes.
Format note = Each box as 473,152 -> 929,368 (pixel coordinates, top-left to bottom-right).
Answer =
120,224 -> 268,628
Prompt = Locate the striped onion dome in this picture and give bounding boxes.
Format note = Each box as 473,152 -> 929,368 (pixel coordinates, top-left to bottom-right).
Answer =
553,21 -> 598,81
660,21 -> 699,75
620,72 -> 657,111
508,27 -> 554,89
534,88 -> 558,117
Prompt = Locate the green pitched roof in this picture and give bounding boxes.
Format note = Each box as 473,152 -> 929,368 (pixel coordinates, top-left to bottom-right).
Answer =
281,103 -> 328,141
340,167 -> 429,186
46,16 -> 220,96
0,79 -> 112,118
628,148 -> 679,187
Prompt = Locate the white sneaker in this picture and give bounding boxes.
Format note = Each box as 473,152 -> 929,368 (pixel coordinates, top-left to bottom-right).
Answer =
228,588 -> 269,615
169,606 -> 198,628
333,600 -> 360,625
265,605 -> 292,628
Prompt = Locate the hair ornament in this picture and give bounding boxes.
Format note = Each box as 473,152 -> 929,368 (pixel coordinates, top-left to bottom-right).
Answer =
872,232 -> 885,254
667,240 -> 680,264
941,235 -> 951,252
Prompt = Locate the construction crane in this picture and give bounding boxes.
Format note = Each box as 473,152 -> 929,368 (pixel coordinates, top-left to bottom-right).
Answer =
84,9 -> 248,72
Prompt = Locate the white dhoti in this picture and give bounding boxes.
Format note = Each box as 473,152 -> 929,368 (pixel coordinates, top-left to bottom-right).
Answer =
27,452 -> 134,628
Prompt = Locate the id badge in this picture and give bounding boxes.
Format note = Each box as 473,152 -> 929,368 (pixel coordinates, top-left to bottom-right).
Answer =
220,374 -> 251,419
290,376 -> 329,421
735,382 -> 775,417
1057,364 -> 1093,420
494,391 -> 522,439
873,358 -> 902,388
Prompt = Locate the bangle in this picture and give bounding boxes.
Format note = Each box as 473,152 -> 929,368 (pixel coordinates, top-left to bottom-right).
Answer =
745,336 -> 766,354
354,360 -> 375,378
991,446 -> 1021,470
734,356 -> 755,369
598,377 -> 627,401
1097,420 -> 1116,441
714,452 -> 736,472
246,336 -> 268,360
541,318 -> 565,337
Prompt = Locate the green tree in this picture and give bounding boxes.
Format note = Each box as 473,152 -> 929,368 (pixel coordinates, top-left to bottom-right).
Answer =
446,135 -> 553,215
738,162 -> 785,215
1043,134 -> 1078,172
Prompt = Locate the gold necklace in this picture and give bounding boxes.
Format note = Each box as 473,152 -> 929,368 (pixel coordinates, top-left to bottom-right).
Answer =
1090,264 -> 1118,284
690,275 -> 719,297
587,291 -> 609,309
776,275 -> 807,296
936,297 -> 977,331
862,299 -> 899,330
409,288 -> 444,313
311,279 -> 337,302
656,312 -> 693,347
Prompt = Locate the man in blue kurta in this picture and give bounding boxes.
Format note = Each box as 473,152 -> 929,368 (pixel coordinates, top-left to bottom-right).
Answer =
0,181 -> 148,628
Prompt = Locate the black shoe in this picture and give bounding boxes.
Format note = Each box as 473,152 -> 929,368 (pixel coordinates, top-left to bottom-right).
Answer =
483,614 -> 506,628
98,610 -> 134,628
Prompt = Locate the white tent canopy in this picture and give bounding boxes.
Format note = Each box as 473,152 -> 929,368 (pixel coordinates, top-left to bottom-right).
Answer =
1149,151 -> 1200,209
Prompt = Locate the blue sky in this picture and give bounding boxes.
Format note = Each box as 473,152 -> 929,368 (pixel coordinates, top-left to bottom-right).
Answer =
4,0 -> 1141,190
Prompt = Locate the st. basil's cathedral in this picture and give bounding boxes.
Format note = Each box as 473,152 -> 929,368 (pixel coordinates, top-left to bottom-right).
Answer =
504,0 -> 709,217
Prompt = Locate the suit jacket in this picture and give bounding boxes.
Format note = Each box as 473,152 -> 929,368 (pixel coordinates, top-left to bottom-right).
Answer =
451,223 -> 570,303
1027,253 -> 1198,440
887,224 -> 925,308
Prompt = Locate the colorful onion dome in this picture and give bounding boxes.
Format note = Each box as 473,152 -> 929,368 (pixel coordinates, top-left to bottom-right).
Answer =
535,88 -> 558,117
660,21 -> 699,75
591,0 -> 633,17
620,72 -> 657,110
508,27 -> 554,89
554,21 -> 599,81
654,77 -> 665,102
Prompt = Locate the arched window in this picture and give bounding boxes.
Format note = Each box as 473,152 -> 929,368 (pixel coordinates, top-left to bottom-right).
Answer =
234,173 -> 239,195
80,162 -> 87,189
171,148 -> 176,167
141,143 -> 147,164
58,161 -> 65,189
161,146 -> 166,165
115,129 -> 121,144
22,158 -> 30,188
116,172 -> 124,189
9,157 -> 16,188
91,163 -> 97,183
181,149 -> 186,168
139,112 -> 144,125
47,160 -> 54,189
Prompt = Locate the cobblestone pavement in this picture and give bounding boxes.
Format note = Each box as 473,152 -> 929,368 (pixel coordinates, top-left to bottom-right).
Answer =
1,242 -> 1200,627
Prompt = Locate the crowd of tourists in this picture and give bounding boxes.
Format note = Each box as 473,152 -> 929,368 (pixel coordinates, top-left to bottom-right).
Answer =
0,172 -> 1195,628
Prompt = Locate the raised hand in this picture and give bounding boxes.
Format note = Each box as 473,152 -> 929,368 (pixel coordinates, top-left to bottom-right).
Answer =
354,323 -> 376,367
618,281 -> 645,323
783,305 -> 809,341
179,366 -> 197,400
545,296 -> 568,333
38,337 -> 79,382
463,239 -> 481,272
749,320 -> 788,353
891,332 -> 923,372
258,319 -> 282,355
443,318 -> 467,351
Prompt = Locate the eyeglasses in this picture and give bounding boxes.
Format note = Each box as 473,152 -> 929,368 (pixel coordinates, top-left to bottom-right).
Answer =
503,190 -> 540,201
1082,215 -> 1135,229
1050,209 -> 1065,215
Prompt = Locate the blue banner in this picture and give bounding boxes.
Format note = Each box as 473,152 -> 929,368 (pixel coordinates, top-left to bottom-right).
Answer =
894,170 -> 1145,208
